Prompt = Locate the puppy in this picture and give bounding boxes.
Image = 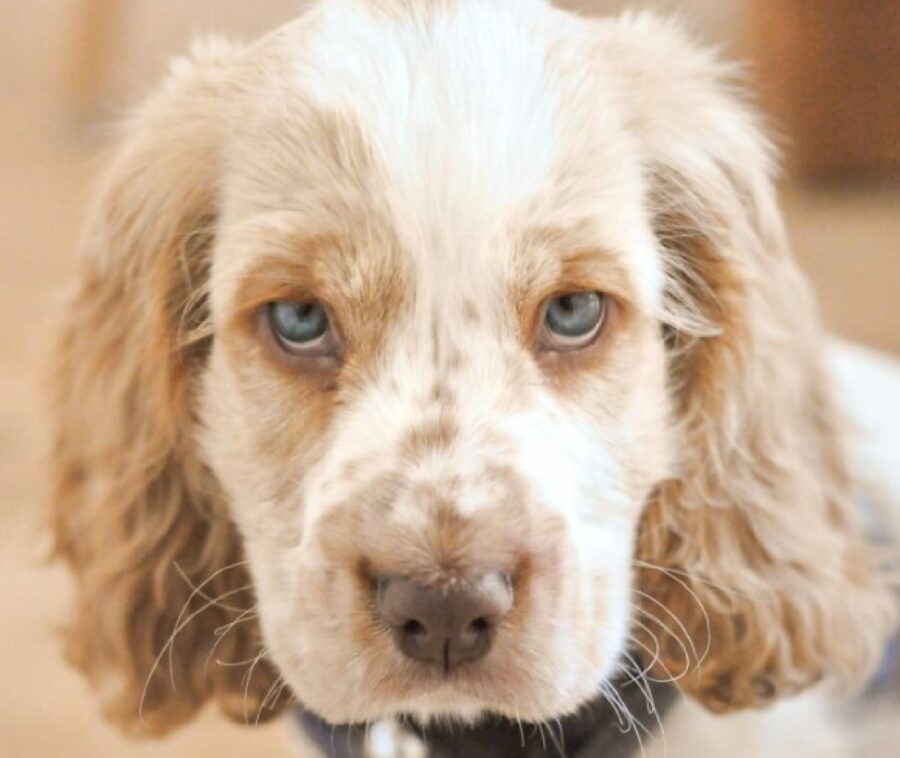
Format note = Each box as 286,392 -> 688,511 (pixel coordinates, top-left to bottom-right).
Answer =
50,1 -> 897,755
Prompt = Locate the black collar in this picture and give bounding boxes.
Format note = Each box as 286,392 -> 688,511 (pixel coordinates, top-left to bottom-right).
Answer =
295,677 -> 678,758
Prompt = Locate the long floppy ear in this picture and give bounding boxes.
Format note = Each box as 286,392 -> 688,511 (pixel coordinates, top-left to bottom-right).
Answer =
606,16 -> 897,711
50,40 -> 285,734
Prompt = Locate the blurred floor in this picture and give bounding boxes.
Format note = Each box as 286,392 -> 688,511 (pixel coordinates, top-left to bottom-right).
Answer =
0,2 -> 896,757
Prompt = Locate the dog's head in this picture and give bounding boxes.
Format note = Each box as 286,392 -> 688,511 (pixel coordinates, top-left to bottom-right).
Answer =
51,0 -> 895,734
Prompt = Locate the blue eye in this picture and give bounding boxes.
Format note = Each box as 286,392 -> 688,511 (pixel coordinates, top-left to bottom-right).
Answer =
269,301 -> 330,349
542,292 -> 606,349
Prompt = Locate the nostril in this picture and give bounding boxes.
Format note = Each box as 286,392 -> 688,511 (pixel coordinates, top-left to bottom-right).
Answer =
462,616 -> 492,643
398,618 -> 432,659
460,616 -> 492,647
469,617 -> 491,633
402,619 -> 427,638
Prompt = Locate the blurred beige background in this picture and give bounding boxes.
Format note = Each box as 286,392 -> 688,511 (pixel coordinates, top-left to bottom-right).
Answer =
1,1 -> 897,757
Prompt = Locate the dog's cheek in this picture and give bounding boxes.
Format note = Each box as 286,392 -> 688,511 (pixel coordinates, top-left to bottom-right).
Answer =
196,353 -> 345,692
499,401 -> 635,688
197,340 -> 337,524
550,332 -> 671,688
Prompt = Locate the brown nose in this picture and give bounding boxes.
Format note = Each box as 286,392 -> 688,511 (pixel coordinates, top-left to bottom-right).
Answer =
376,573 -> 513,672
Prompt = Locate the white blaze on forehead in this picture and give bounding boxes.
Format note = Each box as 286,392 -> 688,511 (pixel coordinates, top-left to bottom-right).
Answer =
296,0 -> 561,251
289,0 -> 664,307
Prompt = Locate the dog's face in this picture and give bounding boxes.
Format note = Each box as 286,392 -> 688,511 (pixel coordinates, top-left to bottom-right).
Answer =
51,0 -> 895,736
201,2 -> 669,721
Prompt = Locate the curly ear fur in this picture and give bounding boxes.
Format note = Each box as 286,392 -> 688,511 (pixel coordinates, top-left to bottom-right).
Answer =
49,41 -> 286,734
611,15 -> 898,711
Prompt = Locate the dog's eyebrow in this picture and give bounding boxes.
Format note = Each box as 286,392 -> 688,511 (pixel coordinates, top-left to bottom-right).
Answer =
220,219 -> 408,341
515,225 -> 639,305
557,247 -> 635,299
226,237 -> 341,315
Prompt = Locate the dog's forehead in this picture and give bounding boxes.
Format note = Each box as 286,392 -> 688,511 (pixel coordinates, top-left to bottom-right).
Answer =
219,0 -> 663,312
295,0 -> 561,230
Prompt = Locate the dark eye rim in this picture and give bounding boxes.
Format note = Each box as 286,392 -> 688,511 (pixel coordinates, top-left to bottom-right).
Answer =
537,290 -> 609,353
264,299 -> 343,362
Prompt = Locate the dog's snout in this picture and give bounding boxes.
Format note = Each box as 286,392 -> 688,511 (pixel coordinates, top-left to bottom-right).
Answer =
376,572 -> 513,672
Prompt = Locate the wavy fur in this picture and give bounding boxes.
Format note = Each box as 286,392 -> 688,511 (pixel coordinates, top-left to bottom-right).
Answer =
49,0 -> 895,738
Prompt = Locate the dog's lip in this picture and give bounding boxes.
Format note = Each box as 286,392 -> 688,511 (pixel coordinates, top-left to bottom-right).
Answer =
379,681 -> 492,720
401,658 -> 494,689
355,658 -> 503,713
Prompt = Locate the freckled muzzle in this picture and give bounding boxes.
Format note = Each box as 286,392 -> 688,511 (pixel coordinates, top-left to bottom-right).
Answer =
296,431 -> 591,722
284,455 -> 615,727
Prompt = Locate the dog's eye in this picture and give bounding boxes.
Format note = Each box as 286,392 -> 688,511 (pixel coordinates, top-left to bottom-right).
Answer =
540,292 -> 607,350
268,301 -> 333,355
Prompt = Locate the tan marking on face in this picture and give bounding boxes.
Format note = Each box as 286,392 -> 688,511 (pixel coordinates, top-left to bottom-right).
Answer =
400,417 -> 461,461
429,381 -> 455,407
445,348 -> 464,374
514,230 -> 637,325
220,209 -> 409,376
462,298 -> 481,325
315,456 -> 542,574
427,309 -> 467,374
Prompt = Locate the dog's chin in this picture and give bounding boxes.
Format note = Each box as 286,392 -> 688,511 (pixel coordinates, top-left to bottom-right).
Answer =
387,679 -> 612,728
285,656 -> 616,728
297,689 -> 607,731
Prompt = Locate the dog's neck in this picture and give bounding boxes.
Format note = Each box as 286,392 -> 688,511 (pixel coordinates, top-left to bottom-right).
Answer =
295,676 -> 678,757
